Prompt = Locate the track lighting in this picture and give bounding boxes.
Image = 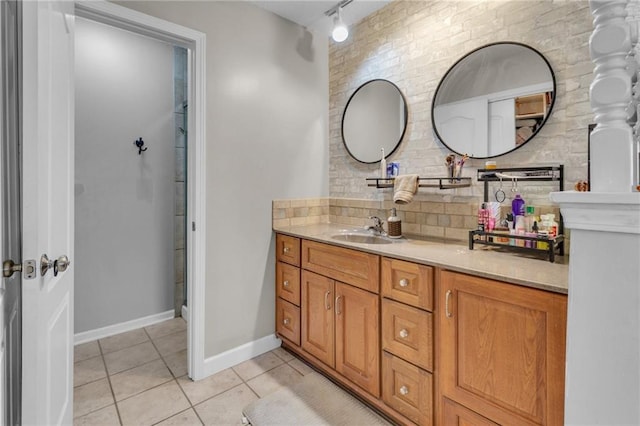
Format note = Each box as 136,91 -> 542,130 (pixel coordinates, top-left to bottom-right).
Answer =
332,8 -> 348,42
325,0 -> 353,43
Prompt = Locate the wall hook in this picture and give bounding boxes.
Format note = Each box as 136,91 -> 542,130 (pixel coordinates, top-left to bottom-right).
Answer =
134,137 -> 148,155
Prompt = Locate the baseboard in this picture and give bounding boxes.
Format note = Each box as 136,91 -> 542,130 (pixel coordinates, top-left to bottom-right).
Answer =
74,309 -> 175,345
202,334 -> 281,378
181,304 -> 188,322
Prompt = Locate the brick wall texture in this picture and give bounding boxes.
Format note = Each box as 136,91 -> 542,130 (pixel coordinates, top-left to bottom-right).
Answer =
329,0 -> 593,210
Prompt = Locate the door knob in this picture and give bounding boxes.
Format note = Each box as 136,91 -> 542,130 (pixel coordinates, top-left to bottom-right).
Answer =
40,254 -> 70,277
54,255 -> 70,276
40,254 -> 54,276
3,259 -> 21,278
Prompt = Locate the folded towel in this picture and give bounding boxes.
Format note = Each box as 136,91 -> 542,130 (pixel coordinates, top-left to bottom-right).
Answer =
393,174 -> 419,204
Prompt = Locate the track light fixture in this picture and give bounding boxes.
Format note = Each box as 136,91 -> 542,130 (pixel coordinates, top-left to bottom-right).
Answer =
325,0 -> 353,43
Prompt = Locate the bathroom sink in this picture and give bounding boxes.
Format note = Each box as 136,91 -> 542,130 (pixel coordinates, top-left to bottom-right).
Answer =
330,233 -> 393,245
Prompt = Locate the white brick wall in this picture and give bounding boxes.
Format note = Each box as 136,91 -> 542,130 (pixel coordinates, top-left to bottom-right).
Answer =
329,0 -> 593,207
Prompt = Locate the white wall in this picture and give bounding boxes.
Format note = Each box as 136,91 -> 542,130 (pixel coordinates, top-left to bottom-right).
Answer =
116,1 -> 330,357
74,17 -> 175,332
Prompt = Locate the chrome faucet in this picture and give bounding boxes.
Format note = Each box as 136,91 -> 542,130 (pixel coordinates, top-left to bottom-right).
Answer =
366,216 -> 386,235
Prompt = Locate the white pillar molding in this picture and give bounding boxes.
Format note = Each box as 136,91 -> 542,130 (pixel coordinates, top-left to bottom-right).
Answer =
550,2 -> 640,424
589,0 -> 638,192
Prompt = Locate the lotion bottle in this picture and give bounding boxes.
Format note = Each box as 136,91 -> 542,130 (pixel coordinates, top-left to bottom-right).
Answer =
387,208 -> 402,238
380,148 -> 387,179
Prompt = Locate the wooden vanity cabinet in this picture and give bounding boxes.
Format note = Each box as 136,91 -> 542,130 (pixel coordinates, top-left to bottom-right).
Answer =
275,234 -> 301,346
438,270 -> 567,426
301,269 -> 380,397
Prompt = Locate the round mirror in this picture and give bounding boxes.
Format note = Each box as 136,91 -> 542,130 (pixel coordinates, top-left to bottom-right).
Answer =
432,42 -> 556,159
342,79 -> 408,163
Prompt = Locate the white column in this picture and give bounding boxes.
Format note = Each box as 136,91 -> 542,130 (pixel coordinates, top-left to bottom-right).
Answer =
552,1 -> 640,424
589,0 -> 637,192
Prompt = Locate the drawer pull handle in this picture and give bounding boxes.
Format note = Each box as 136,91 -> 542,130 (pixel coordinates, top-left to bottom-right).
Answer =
283,280 -> 289,288
399,385 -> 409,396
335,295 -> 342,315
399,278 -> 408,287
445,290 -> 453,318
325,291 -> 331,310
399,329 -> 409,339
283,318 -> 290,325
283,246 -> 290,254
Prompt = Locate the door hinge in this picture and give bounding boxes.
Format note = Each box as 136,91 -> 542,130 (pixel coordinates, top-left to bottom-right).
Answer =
192,222 -> 196,231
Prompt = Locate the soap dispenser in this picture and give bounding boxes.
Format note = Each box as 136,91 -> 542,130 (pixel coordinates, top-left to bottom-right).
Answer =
387,208 -> 402,238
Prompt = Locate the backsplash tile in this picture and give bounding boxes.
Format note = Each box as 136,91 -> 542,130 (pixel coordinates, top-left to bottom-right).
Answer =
273,197 -> 562,245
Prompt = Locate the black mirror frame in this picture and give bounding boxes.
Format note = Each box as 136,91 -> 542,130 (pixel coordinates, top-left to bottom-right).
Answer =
431,41 -> 557,159
341,79 -> 409,164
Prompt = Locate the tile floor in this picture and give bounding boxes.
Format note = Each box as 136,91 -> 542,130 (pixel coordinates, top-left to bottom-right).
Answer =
73,317 -> 315,425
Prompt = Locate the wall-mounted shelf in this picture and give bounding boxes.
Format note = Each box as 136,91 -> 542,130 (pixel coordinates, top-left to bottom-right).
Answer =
366,177 -> 472,190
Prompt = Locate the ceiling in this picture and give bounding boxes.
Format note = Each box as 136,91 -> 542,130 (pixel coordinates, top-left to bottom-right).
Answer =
250,0 -> 391,35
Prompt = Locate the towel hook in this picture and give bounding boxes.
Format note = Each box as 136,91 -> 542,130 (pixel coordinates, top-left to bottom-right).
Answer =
134,137 -> 147,155
495,176 -> 506,203
511,177 -> 519,193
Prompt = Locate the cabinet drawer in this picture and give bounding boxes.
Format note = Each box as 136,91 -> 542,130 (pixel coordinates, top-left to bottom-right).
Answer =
302,240 -> 379,293
382,299 -> 433,371
382,257 -> 433,311
276,234 -> 300,266
382,352 -> 433,425
276,262 -> 300,306
442,398 -> 499,426
276,298 -> 300,346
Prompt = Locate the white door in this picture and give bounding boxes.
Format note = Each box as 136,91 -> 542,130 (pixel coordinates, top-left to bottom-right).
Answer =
1,1 -> 24,424
488,98 -> 516,157
21,1 -> 75,424
433,98 -> 488,157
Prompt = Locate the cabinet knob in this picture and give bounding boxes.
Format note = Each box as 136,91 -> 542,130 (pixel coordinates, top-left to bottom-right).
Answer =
399,385 -> 409,396
399,329 -> 409,339
283,318 -> 290,325
399,278 -> 408,287
283,246 -> 290,254
283,280 -> 289,288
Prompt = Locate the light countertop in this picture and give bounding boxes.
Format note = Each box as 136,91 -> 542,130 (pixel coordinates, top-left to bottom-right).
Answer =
274,223 -> 569,294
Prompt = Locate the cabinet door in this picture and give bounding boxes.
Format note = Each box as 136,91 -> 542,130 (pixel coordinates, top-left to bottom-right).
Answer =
439,271 -> 567,426
301,270 -> 335,368
335,282 -> 380,397
442,398 -> 499,426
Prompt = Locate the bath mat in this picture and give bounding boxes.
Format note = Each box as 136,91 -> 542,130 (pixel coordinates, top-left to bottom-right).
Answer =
242,372 -> 391,426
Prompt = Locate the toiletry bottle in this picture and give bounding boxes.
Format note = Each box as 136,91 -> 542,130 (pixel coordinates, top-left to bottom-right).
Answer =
478,203 -> 487,231
380,148 -> 387,179
512,193 -> 525,217
387,208 -> 402,238
525,205 -> 535,231
543,214 -> 558,238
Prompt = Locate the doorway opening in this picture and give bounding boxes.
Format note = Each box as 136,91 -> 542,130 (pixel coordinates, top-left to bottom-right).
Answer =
74,1 -> 207,380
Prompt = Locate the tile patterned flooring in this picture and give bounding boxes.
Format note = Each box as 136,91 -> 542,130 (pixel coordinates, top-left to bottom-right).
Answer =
73,318 -> 315,425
